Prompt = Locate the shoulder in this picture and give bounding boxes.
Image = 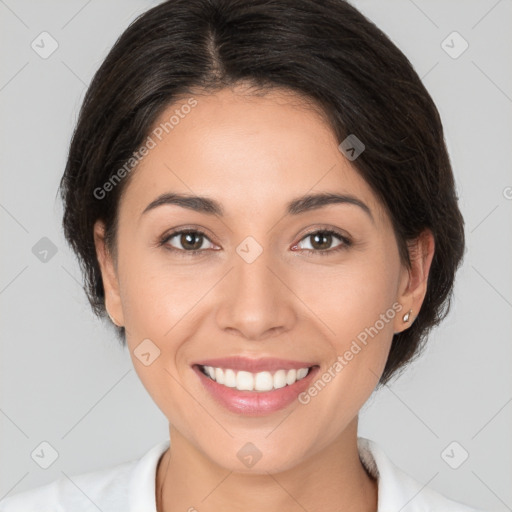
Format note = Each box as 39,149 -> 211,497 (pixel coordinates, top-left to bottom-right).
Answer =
0,461 -> 132,512
357,437 -> 488,512
0,440 -> 169,512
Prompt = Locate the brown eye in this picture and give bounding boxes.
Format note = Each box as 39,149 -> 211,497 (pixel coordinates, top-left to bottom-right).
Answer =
309,232 -> 335,250
160,230 -> 215,255
294,229 -> 352,255
176,232 -> 204,251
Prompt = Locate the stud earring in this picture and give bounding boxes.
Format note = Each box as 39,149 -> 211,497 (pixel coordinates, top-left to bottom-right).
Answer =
402,309 -> 413,323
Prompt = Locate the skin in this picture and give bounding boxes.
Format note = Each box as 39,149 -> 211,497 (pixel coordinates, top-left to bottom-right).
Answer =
94,84 -> 435,512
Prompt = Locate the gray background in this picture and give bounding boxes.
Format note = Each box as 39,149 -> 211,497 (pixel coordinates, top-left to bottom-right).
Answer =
1,0 -> 511,510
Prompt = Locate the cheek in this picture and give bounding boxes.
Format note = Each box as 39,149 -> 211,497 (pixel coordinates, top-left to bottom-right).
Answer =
118,252 -> 197,421
289,249 -> 400,409
114,244 -> 183,388
117,241 -> 201,335
292,246 -> 400,346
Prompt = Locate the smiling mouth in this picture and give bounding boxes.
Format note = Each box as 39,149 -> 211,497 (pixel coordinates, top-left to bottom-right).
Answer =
192,360 -> 321,415
196,364 -> 316,392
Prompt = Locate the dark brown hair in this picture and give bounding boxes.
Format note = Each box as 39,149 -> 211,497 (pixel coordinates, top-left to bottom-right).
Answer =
59,0 -> 465,386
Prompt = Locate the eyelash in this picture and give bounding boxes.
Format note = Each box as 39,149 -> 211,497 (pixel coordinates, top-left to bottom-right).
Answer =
158,228 -> 352,257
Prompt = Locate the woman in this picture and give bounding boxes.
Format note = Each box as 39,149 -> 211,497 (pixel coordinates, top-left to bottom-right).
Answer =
0,0 -> 486,510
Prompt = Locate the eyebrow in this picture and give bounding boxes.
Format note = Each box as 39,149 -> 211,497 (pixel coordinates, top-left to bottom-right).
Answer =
141,192 -> 374,223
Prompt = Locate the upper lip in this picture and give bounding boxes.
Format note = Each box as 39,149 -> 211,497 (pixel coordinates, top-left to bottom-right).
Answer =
193,356 -> 317,373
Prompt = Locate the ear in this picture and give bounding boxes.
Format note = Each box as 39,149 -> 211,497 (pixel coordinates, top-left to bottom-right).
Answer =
93,219 -> 125,326
394,228 -> 435,333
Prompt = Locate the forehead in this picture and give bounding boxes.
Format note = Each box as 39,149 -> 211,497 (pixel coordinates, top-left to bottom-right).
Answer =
119,86 -> 384,224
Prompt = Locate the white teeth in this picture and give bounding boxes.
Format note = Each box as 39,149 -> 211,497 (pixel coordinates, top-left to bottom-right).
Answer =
297,368 -> 308,379
273,369 -> 287,389
223,369 -> 237,387
254,371 -> 274,391
236,370 -> 254,391
286,369 -> 297,385
215,367 -> 224,385
201,365 -> 312,391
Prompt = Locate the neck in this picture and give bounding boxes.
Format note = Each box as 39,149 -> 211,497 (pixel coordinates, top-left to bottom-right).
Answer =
156,418 -> 378,512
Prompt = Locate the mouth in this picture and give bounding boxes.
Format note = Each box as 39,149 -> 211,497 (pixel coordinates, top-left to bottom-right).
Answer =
191,357 -> 320,416
196,364 -> 314,391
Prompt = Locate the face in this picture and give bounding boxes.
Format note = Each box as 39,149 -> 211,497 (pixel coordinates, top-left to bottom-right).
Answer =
95,85 -> 432,473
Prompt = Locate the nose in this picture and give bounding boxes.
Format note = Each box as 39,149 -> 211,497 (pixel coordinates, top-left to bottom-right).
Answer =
215,248 -> 297,341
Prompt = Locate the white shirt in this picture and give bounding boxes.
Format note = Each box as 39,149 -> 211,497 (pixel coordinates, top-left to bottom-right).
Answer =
0,437 -> 484,511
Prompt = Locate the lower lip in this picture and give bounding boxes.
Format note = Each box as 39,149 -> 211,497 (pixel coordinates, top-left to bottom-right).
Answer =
192,365 -> 320,416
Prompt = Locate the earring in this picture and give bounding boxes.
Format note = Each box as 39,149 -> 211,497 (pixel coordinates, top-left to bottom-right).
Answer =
402,309 -> 413,323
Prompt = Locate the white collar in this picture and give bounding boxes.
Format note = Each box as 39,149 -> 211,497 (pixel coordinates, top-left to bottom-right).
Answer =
127,437 -> 479,511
